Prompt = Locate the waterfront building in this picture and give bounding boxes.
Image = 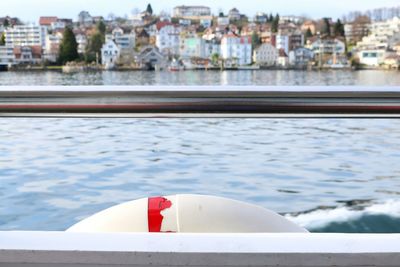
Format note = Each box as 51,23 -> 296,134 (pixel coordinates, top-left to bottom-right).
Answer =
101,39 -> 120,65
5,25 -> 47,49
135,46 -> 167,69
0,46 -> 15,65
358,49 -> 387,66
13,45 -> 42,64
253,43 -> 278,66
289,47 -> 314,67
277,48 -> 289,67
173,6 -> 211,18
155,22 -> 181,56
228,8 -> 241,21
220,34 -> 252,66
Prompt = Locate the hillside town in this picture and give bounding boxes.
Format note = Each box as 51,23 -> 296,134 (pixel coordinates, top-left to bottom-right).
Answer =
1,4 -> 400,71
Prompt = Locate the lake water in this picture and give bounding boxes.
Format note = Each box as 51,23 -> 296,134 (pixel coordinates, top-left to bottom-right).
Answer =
0,70 -> 400,233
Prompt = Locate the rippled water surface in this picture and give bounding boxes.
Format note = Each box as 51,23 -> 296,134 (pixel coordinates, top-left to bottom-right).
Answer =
0,70 -> 400,232
1,69 -> 400,86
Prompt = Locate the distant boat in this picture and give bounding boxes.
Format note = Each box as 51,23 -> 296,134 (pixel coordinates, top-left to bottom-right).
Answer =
168,59 -> 184,72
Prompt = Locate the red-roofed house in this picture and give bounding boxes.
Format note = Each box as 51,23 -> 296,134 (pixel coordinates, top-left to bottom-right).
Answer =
277,48 -> 289,67
221,34 -> 252,65
14,45 -> 42,64
39,17 -> 58,27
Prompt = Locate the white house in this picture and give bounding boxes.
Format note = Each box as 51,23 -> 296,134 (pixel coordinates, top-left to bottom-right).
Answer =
155,22 -> 181,56
220,34 -> 252,66
253,43 -> 278,66
289,47 -> 314,67
358,49 -> 387,66
101,40 -> 120,66
106,27 -> 136,51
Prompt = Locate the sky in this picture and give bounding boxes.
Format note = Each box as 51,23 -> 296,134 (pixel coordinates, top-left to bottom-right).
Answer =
2,0 -> 400,23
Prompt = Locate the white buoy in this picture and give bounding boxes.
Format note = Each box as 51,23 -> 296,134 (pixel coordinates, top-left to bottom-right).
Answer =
67,194 -> 308,233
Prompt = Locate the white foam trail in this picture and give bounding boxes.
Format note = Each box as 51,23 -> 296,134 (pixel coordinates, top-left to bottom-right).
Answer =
285,199 -> 400,229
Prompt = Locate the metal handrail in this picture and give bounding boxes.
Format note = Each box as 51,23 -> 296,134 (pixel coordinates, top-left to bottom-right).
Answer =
1,86 -> 400,118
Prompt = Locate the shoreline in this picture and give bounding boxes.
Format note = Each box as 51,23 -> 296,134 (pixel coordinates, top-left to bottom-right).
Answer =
2,66 -> 398,72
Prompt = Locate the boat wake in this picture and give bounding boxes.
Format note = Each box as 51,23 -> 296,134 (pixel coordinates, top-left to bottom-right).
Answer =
285,199 -> 400,233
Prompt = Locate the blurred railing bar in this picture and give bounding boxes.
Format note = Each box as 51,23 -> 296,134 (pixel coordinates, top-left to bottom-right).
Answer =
1,86 -> 400,118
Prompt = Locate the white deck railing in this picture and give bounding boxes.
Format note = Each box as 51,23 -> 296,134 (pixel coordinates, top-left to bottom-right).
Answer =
0,232 -> 400,267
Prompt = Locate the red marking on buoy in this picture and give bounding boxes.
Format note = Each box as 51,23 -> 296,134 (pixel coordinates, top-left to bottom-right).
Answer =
148,197 -> 172,232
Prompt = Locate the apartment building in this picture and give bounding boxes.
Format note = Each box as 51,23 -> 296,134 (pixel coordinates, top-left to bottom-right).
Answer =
173,6 -> 211,18
5,25 -> 47,48
253,43 -> 278,66
220,34 -> 252,66
155,22 -> 181,56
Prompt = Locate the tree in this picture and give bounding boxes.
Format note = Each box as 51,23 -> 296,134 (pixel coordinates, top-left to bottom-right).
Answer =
271,14 -> 280,33
85,32 -> 105,63
58,27 -> 79,64
3,19 -> 9,28
146,3 -> 153,15
321,18 -> 331,36
334,19 -> 345,37
305,27 -> 313,39
211,53 -> 220,65
0,33 -> 5,45
251,31 -> 260,48
96,20 -> 106,35
269,13 -> 273,23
